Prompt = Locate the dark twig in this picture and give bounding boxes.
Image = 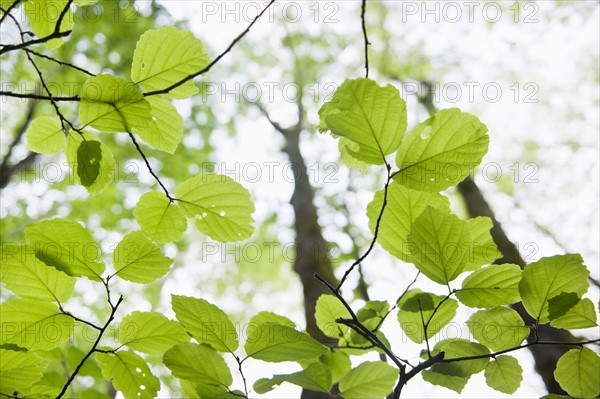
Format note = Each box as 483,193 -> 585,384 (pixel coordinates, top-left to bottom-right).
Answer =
25,48 -> 95,76
55,294 -> 124,399
0,91 -> 79,101
360,0 -> 371,78
143,0 -> 276,97
0,0 -> 22,26
315,274 -> 405,371
337,165 -> 392,290
0,0 -> 74,55
127,132 -> 174,202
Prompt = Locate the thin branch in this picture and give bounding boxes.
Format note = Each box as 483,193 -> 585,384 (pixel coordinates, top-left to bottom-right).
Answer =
418,300 -> 431,359
234,355 -> 248,398
315,274 -> 405,371
0,0 -> 73,55
360,0 -> 371,78
0,0 -> 22,26
55,295 -> 124,399
25,48 -> 95,76
337,166 -> 392,290
127,132 -> 174,202
143,0 -> 276,97
0,91 -> 79,101
393,352 -> 445,399
441,338 -> 600,364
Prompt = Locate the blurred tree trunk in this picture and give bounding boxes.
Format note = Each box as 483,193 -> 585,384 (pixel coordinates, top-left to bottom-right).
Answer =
257,100 -> 337,399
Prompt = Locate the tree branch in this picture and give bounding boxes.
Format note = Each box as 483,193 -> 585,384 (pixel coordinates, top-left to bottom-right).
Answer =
55,294 -> 124,399
337,166 -> 392,290
361,0 -> 371,78
143,0 -> 276,97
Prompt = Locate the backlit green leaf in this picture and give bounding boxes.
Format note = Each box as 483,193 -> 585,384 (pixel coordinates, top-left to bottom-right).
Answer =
464,217 -> 501,271
25,218 -> 105,281
0,349 -> 46,395
0,252 -> 75,302
338,361 -> 397,399
394,108 -> 489,192
467,307 -> 529,351
244,317 -> 325,362
66,131 -> 116,194
407,207 -> 471,285
397,289 -> 458,344
315,294 -> 351,339
79,74 -> 153,133
25,116 -> 65,154
319,351 -> 351,384
457,264 -> 522,308
485,355 -> 523,394
113,231 -> 173,284
135,191 -> 187,243
367,182 -> 450,261
554,347 -> 600,398
550,298 -> 598,330
131,26 -> 210,99
0,298 -> 73,350
137,96 -> 184,153
519,254 -> 589,323
96,351 -> 160,399
119,311 -> 189,355
319,78 -> 406,165
175,174 -> 254,242
171,295 -> 238,352
163,342 -> 232,387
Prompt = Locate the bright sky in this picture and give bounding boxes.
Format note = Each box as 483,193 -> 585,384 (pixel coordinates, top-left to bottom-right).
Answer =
153,1 -> 600,398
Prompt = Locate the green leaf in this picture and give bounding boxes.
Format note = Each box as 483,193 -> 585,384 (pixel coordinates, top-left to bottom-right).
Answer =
23,0 -> 73,49
367,182 -> 450,261
163,343 -> 232,387
119,311 -> 189,355
319,351 -> 351,384
484,355 -> 523,394
464,217 -> 501,271
315,294 -> 351,339
318,78 -> 407,165
554,347 -> 600,398
519,254 -> 589,323
407,207 -> 471,285
467,307 -> 529,351
244,316 -> 326,362
96,351 -> 160,399
250,311 -> 296,327
174,174 -> 255,242
195,384 -> 241,399
394,108 -> 489,192
25,116 -> 66,154
338,361 -> 397,399
134,192 -> 187,243
253,375 -> 287,394
422,369 -> 469,394
283,363 -> 332,393
171,295 -> 238,352
0,298 -> 73,350
113,231 -> 173,284
66,130 -> 116,194
131,26 -> 210,99
79,74 -> 153,133
25,218 -> 105,281
0,349 -> 46,394
550,298 -> 598,329
0,252 -> 75,302
397,289 -> 458,343
456,264 -> 522,308
423,339 -> 490,392
136,96 -> 184,153
338,138 -> 369,172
